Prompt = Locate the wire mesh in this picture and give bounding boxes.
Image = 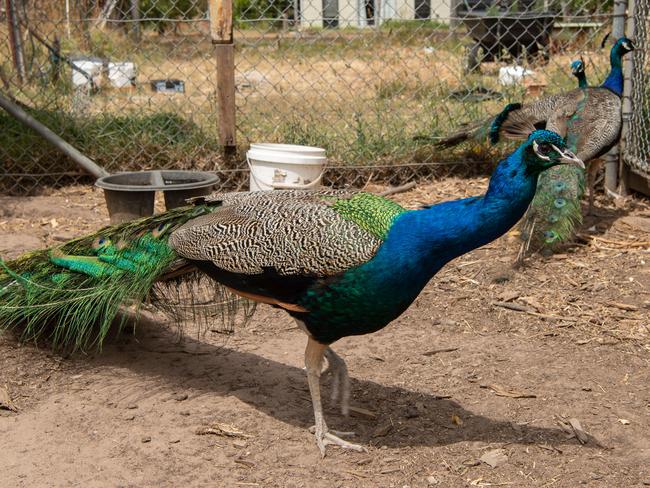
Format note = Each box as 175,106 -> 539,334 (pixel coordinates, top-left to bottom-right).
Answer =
0,0 -> 618,195
624,0 -> 650,179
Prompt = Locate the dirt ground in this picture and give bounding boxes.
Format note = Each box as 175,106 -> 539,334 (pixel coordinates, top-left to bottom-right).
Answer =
1,181 -> 650,488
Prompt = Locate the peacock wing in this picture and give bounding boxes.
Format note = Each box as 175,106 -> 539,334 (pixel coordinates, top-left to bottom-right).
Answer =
169,190 -> 407,277
498,91 -> 576,141
569,88 -> 622,162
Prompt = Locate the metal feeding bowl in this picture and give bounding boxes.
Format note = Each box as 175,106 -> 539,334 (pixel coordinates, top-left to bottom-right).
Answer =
96,170 -> 219,224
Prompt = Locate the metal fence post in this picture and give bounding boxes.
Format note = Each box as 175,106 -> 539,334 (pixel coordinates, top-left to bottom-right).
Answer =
605,0 -> 629,192
130,0 -> 141,42
210,0 -> 237,157
619,0 -> 637,195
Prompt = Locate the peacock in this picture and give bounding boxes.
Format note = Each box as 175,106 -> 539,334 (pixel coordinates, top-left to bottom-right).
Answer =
489,37 -> 634,255
436,37 -> 634,256
0,131 -> 582,455
571,59 -> 588,89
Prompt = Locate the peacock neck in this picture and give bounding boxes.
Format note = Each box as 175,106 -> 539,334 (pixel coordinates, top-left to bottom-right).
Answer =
602,51 -> 624,96
577,73 -> 588,89
386,145 -> 538,272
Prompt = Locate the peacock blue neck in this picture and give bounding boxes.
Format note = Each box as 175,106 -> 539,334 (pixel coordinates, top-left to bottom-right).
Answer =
576,72 -> 588,89
370,144 -> 539,285
601,49 -> 624,96
299,145 -> 544,342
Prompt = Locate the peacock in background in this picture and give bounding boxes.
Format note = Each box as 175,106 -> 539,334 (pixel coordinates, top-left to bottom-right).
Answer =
0,131 -> 582,455
571,59 -> 588,88
490,37 -> 633,257
436,37 -> 634,257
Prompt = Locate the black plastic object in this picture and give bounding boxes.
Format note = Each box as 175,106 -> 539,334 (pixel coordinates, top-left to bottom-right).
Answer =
96,170 -> 219,224
150,79 -> 185,93
459,6 -> 557,72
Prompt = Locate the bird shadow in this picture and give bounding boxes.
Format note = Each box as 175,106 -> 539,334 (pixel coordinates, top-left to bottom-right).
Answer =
86,318 -> 586,451
579,200 -> 631,238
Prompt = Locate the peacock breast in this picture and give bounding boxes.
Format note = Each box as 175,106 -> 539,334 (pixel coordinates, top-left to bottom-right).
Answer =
297,216 -> 441,344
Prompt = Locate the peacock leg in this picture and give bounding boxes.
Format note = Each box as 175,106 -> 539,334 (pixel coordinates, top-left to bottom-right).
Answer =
586,160 -> 601,216
304,336 -> 366,456
324,347 -> 350,416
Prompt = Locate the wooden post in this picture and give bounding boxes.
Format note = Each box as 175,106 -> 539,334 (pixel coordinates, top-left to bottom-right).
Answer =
210,0 -> 237,156
131,0 -> 141,42
5,0 -> 26,83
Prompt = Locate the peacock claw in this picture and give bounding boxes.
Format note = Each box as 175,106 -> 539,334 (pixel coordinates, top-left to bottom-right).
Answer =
309,425 -> 355,437
309,425 -> 367,456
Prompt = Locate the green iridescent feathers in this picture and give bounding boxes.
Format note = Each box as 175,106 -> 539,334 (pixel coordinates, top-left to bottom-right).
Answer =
326,193 -> 406,240
521,89 -> 589,254
0,205 -> 215,350
519,165 -> 585,253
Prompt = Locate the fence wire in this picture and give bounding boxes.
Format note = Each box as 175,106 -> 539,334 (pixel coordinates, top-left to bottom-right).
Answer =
624,0 -> 650,179
0,0 -> 617,195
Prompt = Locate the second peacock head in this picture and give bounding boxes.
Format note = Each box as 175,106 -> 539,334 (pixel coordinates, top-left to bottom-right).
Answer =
614,36 -> 635,56
570,59 -> 585,76
523,130 -> 584,174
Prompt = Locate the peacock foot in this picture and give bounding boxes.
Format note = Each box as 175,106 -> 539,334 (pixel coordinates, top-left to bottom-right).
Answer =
309,424 -> 367,456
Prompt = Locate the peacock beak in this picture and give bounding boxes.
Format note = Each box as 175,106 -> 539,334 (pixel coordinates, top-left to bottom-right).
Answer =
557,148 -> 584,169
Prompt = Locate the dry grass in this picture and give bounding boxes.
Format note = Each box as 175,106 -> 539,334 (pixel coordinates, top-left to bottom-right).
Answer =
0,23 -> 614,180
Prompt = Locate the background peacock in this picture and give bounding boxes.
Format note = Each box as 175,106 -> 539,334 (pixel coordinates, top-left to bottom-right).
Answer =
571,59 -> 588,88
0,131 -> 582,455
491,37 -> 633,256
436,37 -> 634,257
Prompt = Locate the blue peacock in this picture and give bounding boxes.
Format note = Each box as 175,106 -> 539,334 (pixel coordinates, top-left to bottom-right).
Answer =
0,131 -> 582,455
436,37 -> 634,257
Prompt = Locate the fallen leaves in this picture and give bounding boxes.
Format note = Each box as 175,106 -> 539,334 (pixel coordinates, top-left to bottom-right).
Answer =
0,386 -> 17,412
348,406 -> 377,418
556,416 -> 607,448
483,383 -> 536,399
606,301 -> 639,312
479,448 -> 508,468
422,347 -> 459,356
196,422 -> 251,438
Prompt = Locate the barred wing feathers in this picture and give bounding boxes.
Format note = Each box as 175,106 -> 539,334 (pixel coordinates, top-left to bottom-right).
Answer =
170,190 -> 405,278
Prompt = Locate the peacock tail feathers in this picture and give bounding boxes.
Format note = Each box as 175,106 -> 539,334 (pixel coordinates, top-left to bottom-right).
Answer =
0,203 -> 254,350
489,103 -> 522,144
518,163 -> 585,255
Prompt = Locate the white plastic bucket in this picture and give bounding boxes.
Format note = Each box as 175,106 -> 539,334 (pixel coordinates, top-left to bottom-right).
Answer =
71,59 -> 103,88
246,143 -> 326,191
249,143 -> 326,158
108,62 -> 136,88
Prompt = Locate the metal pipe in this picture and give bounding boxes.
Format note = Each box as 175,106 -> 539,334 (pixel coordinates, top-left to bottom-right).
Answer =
0,92 -> 109,179
612,0 -> 627,37
605,0 -> 630,191
619,0 -> 637,195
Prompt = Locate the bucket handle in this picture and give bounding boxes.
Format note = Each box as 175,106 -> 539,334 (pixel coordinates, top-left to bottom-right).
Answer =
246,155 -> 324,190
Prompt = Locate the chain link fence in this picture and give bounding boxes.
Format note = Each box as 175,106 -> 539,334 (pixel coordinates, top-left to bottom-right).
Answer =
0,0 -> 619,195
624,0 -> 650,183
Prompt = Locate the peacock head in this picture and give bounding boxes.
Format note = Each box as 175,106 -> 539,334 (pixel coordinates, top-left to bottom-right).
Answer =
570,59 -> 585,76
523,130 -> 584,174
613,37 -> 635,57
